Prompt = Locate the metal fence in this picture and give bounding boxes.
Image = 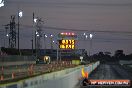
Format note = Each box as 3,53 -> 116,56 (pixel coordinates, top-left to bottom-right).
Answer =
0,55 -> 35,62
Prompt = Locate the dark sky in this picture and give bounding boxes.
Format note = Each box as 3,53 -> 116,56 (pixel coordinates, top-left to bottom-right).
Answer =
0,0 -> 132,55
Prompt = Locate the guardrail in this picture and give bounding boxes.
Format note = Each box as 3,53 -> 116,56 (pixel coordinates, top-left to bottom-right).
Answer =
0,61 -> 100,88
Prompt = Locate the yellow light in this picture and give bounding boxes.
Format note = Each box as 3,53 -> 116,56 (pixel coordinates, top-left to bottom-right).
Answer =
59,39 -> 75,49
72,40 -> 75,44
66,40 -> 68,44
62,40 -> 65,44
72,45 -> 75,49
62,45 -> 65,48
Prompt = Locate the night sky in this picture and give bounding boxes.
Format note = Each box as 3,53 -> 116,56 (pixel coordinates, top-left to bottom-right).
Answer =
0,0 -> 132,55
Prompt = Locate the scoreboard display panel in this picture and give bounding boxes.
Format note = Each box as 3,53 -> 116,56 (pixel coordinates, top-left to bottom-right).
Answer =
59,40 -> 75,49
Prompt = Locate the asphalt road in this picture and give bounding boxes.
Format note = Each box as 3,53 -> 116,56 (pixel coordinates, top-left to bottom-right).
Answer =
89,64 -> 132,80
79,64 -> 132,88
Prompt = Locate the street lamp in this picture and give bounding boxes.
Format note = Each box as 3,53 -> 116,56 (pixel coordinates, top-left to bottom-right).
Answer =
83,33 -> 86,36
45,34 -> 47,38
18,10 -> 23,54
50,34 -> 53,49
85,35 -> 88,39
37,34 -> 39,37
89,33 -> 93,56
19,11 -> 23,18
36,31 -> 38,35
90,34 -> 93,39
0,0 -> 4,7
34,18 -> 37,23
50,34 -> 53,37
6,34 -> 9,37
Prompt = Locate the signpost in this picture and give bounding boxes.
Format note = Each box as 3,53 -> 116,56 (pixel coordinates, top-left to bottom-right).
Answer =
80,56 -> 83,62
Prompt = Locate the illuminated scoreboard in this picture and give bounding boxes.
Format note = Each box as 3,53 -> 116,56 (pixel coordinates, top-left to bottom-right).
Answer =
59,40 -> 75,49
58,32 -> 77,49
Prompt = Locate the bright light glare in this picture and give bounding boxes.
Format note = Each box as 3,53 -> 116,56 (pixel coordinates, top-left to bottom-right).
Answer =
34,18 -> 37,23
6,34 -> 9,37
53,41 -> 55,43
85,35 -> 88,39
37,34 -> 39,37
36,31 -> 38,35
72,33 -> 75,35
50,34 -> 53,37
61,33 -> 64,35
45,35 -> 47,38
19,11 -> 23,18
0,0 -> 4,7
83,33 -> 86,35
45,57 -> 48,60
90,34 -> 93,39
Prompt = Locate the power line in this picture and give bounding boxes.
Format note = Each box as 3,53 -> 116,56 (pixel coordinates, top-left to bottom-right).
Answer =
20,24 -> 132,34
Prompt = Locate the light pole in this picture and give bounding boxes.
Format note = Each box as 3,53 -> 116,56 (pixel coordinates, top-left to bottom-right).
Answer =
83,32 -> 86,49
6,33 -> 9,48
44,34 -> 47,49
89,33 -> 93,56
50,34 -> 53,49
35,31 -> 40,61
5,26 -> 9,48
85,35 -> 88,52
56,42 -> 59,62
18,10 -> 23,54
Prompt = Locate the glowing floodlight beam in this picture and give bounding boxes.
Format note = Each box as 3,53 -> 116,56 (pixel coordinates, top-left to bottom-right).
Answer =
45,34 -> 47,38
36,31 -> 38,35
85,35 -> 88,39
6,34 -> 9,37
90,33 -> 93,39
50,34 -> 53,37
0,0 -> 4,7
37,34 -> 39,37
19,11 -> 23,18
34,18 -> 37,23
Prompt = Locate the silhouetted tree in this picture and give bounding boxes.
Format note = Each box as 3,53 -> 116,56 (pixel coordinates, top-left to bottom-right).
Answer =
114,50 -> 125,60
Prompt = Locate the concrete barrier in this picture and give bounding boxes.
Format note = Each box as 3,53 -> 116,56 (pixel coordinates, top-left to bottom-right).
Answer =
0,61 -> 100,88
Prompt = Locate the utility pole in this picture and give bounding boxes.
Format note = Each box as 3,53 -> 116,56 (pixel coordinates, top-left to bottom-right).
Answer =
5,15 -> 17,48
31,39 -> 33,55
17,10 -> 23,55
50,35 -> 53,49
5,25 -> 9,48
31,12 -> 35,56
18,12 -> 20,51
43,34 -> 47,49
34,17 -> 44,61
56,42 -> 59,61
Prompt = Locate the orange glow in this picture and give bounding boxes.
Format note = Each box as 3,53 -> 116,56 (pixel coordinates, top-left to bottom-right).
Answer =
81,68 -> 88,78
